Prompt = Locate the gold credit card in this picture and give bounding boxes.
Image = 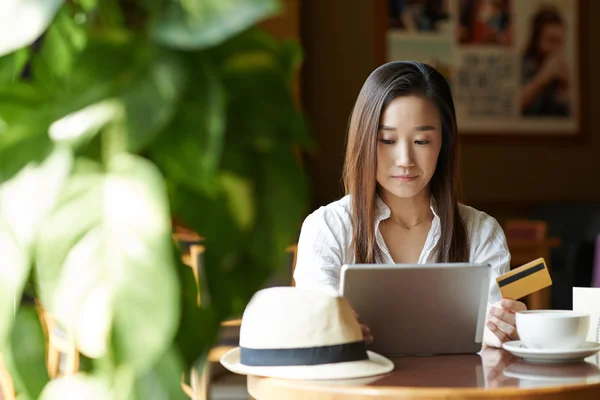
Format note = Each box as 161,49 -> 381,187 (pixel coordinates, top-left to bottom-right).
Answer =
496,258 -> 552,300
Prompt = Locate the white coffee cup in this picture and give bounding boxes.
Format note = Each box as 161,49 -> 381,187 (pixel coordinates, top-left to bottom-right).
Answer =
516,310 -> 590,350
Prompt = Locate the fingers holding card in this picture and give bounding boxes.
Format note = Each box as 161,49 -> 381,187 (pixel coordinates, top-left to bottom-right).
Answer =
485,258 -> 550,348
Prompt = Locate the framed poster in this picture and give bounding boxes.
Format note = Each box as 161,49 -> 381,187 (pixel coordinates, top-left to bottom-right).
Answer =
379,0 -> 588,142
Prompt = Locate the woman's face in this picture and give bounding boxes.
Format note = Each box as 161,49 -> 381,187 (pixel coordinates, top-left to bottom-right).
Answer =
376,95 -> 443,200
539,23 -> 565,56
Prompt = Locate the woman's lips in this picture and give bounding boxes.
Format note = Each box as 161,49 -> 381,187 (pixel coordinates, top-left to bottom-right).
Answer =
393,175 -> 418,182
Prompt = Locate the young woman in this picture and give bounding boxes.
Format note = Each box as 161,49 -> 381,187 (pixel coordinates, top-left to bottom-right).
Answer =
293,61 -> 525,349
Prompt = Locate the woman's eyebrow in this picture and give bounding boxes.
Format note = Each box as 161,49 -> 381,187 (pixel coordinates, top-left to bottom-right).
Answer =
414,125 -> 436,131
378,124 -> 437,131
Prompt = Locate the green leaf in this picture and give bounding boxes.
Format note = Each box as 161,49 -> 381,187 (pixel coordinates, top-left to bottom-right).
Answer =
219,171 -> 255,231
68,39 -> 136,89
0,123 -> 53,184
167,181 -> 246,318
149,63 -> 225,194
34,158 -> 102,308
76,0 -> 99,12
209,29 -> 313,152
30,6 -> 88,91
208,27 -> 305,91
204,27 -> 279,62
0,219 -> 28,347
0,145 -> 73,248
223,66 -> 310,152
276,39 -> 304,85
52,38 -> 138,114
0,83 -> 47,128
0,49 -> 30,83
151,0 -> 281,50
36,154 -> 179,376
0,146 -> 72,346
0,0 -> 64,57
224,148 -> 308,316
52,40 -> 187,153
40,374 -> 113,400
92,0 -> 126,29
121,49 -> 188,152
138,0 -> 169,16
3,306 -> 50,400
0,88 -> 61,183
169,148 -> 307,319
250,149 -> 307,267
48,99 -> 124,148
164,34 -> 312,317
132,346 -> 187,400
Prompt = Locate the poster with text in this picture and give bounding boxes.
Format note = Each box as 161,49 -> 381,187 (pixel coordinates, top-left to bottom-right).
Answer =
386,0 -> 580,136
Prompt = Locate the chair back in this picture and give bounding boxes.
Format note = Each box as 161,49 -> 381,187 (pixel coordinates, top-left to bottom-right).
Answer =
504,219 -> 548,242
36,303 -> 79,379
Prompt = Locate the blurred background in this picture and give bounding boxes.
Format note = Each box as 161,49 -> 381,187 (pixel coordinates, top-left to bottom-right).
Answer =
302,0 -> 599,313
0,0 -> 599,399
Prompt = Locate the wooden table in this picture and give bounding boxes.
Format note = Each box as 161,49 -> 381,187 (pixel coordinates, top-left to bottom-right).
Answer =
247,348 -> 600,399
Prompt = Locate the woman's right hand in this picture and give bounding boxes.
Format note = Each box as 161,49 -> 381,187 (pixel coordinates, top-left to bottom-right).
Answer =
352,309 -> 374,344
360,323 -> 374,345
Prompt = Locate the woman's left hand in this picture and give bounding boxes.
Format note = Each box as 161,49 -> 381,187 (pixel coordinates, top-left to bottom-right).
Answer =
485,299 -> 527,347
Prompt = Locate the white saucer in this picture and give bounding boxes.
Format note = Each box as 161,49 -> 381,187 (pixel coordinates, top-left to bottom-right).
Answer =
503,341 -> 600,364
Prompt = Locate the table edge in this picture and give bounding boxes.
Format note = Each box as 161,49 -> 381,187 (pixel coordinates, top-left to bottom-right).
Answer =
248,374 -> 600,398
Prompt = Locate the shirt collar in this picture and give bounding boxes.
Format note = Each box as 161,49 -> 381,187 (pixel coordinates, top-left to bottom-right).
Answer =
375,194 -> 440,223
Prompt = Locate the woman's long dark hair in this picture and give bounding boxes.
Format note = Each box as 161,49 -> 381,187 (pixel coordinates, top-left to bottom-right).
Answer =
343,61 -> 468,264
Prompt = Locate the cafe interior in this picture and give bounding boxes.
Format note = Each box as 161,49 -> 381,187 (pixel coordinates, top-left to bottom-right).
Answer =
0,0 -> 599,399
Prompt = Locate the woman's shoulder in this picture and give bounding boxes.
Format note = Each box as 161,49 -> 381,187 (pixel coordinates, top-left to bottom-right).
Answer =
458,203 -> 509,250
457,203 -> 503,233
301,195 -> 353,230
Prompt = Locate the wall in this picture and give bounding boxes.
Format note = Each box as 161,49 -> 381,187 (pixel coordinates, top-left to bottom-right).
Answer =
261,0 -> 300,40
462,0 -> 600,205
301,0 -> 378,208
301,0 -> 600,216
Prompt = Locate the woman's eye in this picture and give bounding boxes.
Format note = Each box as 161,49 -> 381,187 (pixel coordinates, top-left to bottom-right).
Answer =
415,140 -> 429,145
379,139 -> 394,145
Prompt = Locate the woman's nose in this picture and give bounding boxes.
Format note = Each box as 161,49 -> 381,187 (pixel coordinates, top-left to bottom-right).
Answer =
395,142 -> 415,168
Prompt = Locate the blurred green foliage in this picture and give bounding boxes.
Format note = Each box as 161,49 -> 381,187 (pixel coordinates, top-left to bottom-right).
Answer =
0,0 -> 311,398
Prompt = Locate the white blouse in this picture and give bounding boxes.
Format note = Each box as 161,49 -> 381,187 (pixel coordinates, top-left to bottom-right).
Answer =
293,195 -> 510,304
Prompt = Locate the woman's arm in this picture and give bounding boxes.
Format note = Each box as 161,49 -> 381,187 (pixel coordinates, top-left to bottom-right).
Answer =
471,215 -> 526,348
471,217 -> 510,303
293,208 -> 348,295
292,207 -> 374,344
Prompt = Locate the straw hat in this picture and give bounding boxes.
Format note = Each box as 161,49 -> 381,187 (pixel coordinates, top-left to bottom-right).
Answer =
220,286 -> 394,380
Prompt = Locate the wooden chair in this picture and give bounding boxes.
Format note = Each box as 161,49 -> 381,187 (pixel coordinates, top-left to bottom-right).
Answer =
0,303 -> 79,400
35,301 -> 79,379
178,239 -> 298,400
173,232 -> 204,262
504,219 -> 548,242
504,219 -> 561,309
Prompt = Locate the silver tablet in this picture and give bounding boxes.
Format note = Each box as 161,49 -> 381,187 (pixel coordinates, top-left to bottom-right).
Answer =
340,263 -> 491,356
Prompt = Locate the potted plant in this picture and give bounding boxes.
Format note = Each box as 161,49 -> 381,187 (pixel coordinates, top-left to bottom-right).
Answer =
0,0 -> 311,398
